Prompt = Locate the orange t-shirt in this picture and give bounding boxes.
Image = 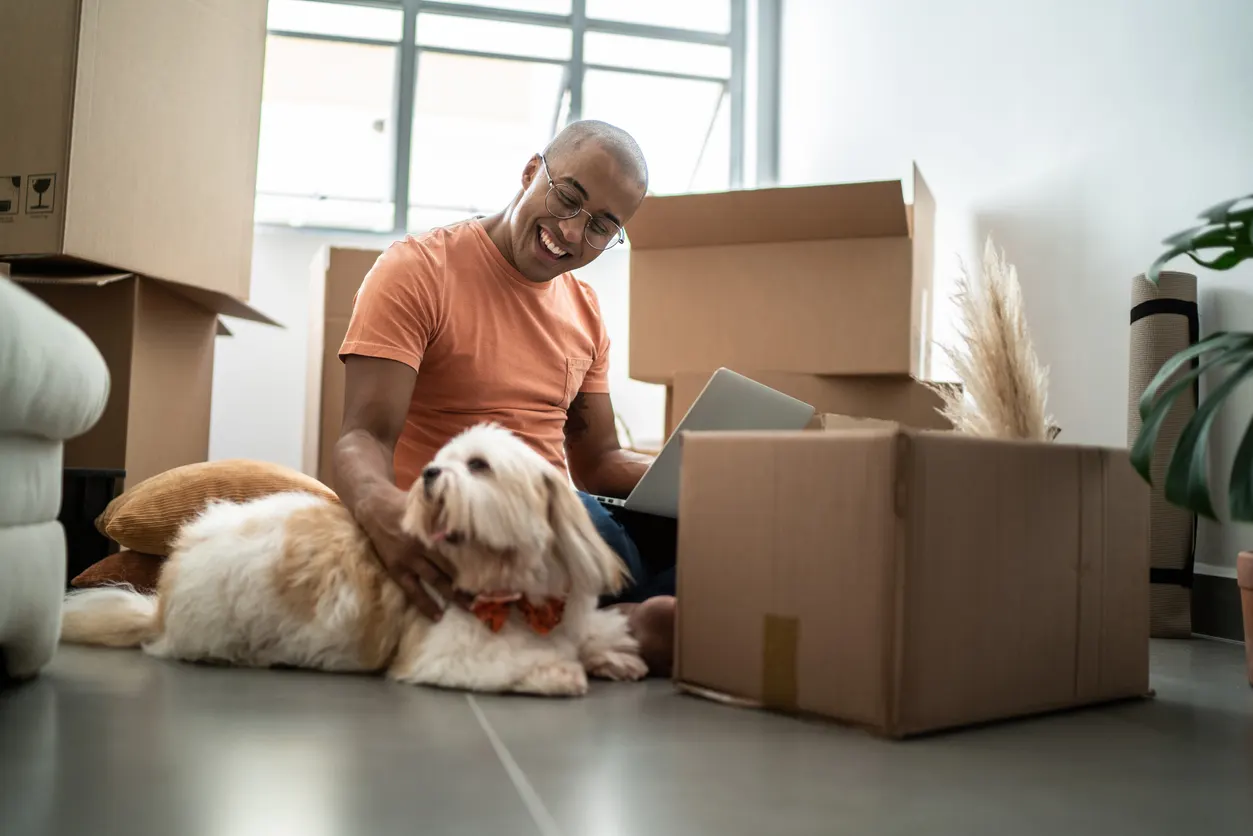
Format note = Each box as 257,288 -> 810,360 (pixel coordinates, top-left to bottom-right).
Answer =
338,219 -> 611,490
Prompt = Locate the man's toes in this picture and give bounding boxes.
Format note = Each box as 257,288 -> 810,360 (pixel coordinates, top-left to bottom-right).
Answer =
627,595 -> 676,678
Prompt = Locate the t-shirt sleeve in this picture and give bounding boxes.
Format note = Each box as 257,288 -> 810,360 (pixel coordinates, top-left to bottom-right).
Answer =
579,283 -> 612,395
338,239 -> 442,372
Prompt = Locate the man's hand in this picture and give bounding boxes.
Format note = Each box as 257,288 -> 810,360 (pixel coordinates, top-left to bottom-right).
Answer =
333,355 -> 468,620
355,486 -> 464,620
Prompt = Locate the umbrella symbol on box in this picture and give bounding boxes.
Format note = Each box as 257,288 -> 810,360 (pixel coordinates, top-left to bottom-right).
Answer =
0,176 -> 17,214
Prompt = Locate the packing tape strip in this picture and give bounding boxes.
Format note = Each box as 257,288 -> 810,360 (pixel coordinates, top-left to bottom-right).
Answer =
761,614 -> 799,710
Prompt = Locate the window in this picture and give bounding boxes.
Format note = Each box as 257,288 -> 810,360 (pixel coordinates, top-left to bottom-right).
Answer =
256,0 -> 753,233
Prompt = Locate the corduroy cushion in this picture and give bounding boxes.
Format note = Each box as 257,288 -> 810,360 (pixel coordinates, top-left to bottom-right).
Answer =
70,550 -> 165,594
96,459 -> 339,555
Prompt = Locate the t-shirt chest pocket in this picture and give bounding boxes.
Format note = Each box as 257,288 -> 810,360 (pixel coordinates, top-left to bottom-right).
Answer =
557,357 -> 593,410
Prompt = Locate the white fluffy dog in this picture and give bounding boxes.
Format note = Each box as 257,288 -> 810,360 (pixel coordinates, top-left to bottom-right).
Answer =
60,424 -> 647,696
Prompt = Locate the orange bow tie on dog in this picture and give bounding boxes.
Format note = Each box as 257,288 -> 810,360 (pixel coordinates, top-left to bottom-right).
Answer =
469,593 -> 566,635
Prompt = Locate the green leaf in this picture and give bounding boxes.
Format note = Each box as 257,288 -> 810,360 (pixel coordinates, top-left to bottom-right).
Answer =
1162,224 -> 1210,248
1131,346 -> 1240,483
1137,332 -> 1242,421
1226,405 -> 1253,521
1188,249 -> 1249,272
1163,355 -> 1253,519
1148,247 -> 1188,283
1197,197 -> 1246,222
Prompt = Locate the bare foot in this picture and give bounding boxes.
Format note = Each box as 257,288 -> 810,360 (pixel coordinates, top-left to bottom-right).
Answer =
612,596 -> 675,677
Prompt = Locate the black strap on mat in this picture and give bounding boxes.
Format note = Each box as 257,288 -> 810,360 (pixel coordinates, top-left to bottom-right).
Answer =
1130,296 -> 1200,590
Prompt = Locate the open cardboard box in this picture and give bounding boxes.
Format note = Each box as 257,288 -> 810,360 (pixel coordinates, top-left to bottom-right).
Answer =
673,420 -> 1151,737
11,268 -> 278,490
0,0 -> 267,301
628,164 -> 934,384
303,246 -> 384,488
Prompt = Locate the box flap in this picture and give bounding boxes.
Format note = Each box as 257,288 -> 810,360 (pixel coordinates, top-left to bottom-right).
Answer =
9,265 -> 280,326
627,178 -> 910,250
216,319 -> 233,337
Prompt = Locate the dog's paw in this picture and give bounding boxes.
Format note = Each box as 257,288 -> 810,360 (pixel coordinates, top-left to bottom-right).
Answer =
585,649 -> 648,682
514,661 -> 589,697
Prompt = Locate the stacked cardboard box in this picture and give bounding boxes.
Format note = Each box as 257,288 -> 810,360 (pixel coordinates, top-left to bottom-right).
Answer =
303,246 -> 385,490
628,171 -> 1150,733
628,164 -> 950,435
1,0 -> 272,489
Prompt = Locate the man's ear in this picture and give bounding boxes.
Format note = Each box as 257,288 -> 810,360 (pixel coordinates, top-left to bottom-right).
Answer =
522,154 -> 542,189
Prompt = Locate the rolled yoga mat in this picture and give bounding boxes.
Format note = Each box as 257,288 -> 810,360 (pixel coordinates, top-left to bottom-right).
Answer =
1128,270 -> 1198,639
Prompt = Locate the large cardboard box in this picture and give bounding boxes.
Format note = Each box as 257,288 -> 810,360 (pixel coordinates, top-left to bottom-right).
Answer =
303,246 -> 384,487
13,271 -> 277,490
666,371 -> 955,438
675,427 -> 1151,737
627,165 -> 935,383
0,0 -> 267,300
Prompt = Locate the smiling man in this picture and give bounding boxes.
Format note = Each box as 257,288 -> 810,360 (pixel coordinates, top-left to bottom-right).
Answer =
332,120 -> 676,675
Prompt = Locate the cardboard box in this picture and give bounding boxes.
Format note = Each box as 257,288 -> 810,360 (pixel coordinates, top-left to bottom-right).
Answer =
13,271 -> 277,490
665,371 -> 955,438
627,164 -> 934,383
0,0 -> 267,300
674,427 -> 1150,737
303,246 -> 384,487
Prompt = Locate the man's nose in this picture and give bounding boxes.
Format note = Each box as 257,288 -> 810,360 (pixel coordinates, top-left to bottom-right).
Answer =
422,466 -> 441,490
557,215 -> 585,247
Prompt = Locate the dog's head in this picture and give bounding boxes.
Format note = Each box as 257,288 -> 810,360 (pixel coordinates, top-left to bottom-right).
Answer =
401,424 -> 629,598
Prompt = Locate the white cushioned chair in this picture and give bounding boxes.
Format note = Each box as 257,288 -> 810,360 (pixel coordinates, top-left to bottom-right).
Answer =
0,275 -> 109,682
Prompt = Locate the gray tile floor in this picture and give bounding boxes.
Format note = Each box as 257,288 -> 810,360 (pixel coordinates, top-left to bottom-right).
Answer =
2,640 -> 1251,836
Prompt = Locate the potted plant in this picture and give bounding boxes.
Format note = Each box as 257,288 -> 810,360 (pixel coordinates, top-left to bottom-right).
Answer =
1131,193 -> 1253,685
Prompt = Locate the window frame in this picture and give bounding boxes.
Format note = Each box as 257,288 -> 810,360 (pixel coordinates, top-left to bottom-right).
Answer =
261,0 -> 772,234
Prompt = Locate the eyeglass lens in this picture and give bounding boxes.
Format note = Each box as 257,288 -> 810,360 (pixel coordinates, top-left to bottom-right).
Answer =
545,182 -> 622,250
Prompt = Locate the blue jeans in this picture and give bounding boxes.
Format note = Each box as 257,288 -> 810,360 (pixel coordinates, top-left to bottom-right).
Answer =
578,493 -> 676,604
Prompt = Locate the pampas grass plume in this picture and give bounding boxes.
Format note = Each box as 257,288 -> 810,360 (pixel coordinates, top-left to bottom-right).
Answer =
931,236 -> 1058,442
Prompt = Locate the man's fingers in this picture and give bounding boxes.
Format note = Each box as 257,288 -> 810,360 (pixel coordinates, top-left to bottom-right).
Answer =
414,559 -> 462,610
396,569 -> 443,621
414,551 -> 470,609
423,549 -> 458,579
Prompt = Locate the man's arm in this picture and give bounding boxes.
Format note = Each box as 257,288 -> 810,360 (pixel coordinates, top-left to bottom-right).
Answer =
564,391 -> 653,498
334,355 -> 461,618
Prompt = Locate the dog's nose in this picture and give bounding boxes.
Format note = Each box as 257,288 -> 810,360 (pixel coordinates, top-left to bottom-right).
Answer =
422,466 -> 441,488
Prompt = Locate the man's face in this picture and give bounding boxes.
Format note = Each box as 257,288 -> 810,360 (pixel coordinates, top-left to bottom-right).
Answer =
508,143 -> 644,283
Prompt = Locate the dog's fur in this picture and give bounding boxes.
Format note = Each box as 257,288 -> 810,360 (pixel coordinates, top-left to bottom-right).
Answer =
60,424 -> 646,696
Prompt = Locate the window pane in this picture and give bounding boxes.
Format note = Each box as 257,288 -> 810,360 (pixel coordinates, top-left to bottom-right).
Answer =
255,36 -> 396,231
584,32 -> 730,78
457,0 -> 572,13
586,0 -> 730,34
416,13 -> 572,61
582,69 -> 729,197
581,69 -> 731,196
409,53 -> 567,221
266,0 -> 403,41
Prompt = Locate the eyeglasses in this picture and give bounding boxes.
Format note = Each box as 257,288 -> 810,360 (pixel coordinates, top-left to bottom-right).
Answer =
539,155 -> 626,251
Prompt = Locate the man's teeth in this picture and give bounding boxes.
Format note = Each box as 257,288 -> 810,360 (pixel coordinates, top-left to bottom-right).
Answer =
540,228 -> 568,257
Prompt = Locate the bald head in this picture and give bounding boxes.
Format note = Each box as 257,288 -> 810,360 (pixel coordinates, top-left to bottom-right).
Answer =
544,119 -> 649,192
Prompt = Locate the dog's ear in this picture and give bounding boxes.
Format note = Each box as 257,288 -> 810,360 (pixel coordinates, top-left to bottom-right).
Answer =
544,472 -> 630,596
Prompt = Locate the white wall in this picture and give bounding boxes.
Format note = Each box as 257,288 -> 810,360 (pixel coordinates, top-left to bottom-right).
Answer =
209,226 -> 666,472
209,226 -> 395,471
779,0 -> 1253,570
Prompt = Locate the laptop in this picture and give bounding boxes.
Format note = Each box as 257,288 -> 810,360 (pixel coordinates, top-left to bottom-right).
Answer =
592,368 -> 815,519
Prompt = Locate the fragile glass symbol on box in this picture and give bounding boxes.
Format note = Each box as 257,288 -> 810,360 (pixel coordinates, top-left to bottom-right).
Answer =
26,174 -> 55,214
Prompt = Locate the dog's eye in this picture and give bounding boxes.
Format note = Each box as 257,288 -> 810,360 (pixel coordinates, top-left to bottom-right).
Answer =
466,457 -> 491,474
